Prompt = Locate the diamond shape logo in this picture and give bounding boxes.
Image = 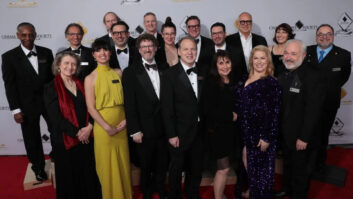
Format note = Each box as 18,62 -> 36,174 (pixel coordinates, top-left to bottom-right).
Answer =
42,134 -> 50,142
295,20 -> 304,29
338,12 -> 352,31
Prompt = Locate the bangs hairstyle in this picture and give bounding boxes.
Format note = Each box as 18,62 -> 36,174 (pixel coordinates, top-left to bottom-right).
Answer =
273,23 -> 295,44
52,51 -> 80,76
249,45 -> 274,77
91,39 -> 110,52
210,50 -> 233,86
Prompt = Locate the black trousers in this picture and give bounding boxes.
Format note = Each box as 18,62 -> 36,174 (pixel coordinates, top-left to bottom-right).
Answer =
282,145 -> 318,199
20,108 -> 52,172
136,136 -> 168,195
317,108 -> 338,168
168,137 -> 203,199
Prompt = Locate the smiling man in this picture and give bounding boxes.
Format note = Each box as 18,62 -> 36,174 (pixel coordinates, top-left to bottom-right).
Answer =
1,22 -> 54,181
226,12 -> 267,77
276,39 -> 324,199
122,33 -> 169,199
306,24 -> 351,173
60,23 -> 96,80
143,12 -> 164,49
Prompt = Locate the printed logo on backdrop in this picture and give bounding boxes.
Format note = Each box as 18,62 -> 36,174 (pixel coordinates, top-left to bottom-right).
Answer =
269,20 -> 318,32
0,106 -> 10,111
121,0 -> 143,5
78,22 -> 95,46
1,34 -> 52,40
0,144 -> 7,149
336,12 -> 353,37
8,0 -> 37,8
330,117 -> 344,136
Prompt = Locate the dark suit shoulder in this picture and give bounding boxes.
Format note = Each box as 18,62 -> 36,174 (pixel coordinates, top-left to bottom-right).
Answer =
2,46 -> 22,57
36,45 -> 53,53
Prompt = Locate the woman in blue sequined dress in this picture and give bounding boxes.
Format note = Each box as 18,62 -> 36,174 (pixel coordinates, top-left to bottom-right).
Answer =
234,45 -> 281,199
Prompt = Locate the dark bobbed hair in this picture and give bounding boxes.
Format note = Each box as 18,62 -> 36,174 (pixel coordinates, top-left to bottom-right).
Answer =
209,50 -> 233,87
91,39 -> 110,52
136,33 -> 158,49
161,16 -> 176,33
65,23 -> 84,35
273,23 -> 295,44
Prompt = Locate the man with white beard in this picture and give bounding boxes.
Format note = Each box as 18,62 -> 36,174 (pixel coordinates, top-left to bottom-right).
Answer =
275,39 -> 324,199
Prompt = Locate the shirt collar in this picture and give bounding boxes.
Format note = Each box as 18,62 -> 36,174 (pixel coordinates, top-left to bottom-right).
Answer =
317,45 -> 333,54
239,31 -> 252,40
115,44 -> 129,51
142,57 -> 156,66
180,60 -> 196,72
71,45 -> 82,51
21,44 -> 36,55
215,43 -> 226,51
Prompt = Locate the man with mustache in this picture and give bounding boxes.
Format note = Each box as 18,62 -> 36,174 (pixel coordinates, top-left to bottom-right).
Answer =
306,24 -> 351,172
275,39 -> 324,199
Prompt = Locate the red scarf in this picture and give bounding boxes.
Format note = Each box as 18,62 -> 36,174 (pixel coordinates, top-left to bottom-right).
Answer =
54,75 -> 89,150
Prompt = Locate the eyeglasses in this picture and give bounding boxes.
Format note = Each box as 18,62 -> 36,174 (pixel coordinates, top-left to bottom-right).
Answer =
187,24 -> 200,29
239,20 -> 252,25
211,31 -> 225,36
316,33 -> 333,38
163,32 -> 176,37
112,31 -> 127,36
67,33 -> 82,37
140,45 -> 155,50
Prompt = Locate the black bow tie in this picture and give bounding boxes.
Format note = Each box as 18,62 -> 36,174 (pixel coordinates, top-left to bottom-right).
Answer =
71,48 -> 81,54
195,39 -> 200,44
117,48 -> 128,55
186,67 -> 198,75
27,51 -> 37,58
145,63 -> 157,71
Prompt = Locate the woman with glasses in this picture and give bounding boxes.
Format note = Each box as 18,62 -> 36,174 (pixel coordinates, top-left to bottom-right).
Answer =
158,16 -> 178,66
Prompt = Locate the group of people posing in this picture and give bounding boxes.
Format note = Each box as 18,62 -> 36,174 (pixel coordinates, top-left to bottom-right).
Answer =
1,10 -> 351,199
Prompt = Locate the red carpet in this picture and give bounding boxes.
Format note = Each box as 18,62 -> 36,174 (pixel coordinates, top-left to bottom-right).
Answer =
1,147 -> 353,199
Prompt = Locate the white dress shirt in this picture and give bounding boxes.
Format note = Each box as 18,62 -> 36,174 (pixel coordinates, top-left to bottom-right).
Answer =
181,61 -> 198,99
215,43 -> 226,52
142,58 -> 160,99
239,32 -> 252,71
115,44 -> 129,71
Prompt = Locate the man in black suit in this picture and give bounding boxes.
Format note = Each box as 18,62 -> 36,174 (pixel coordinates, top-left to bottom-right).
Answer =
210,22 -> 243,82
276,40 -> 324,199
110,21 -> 137,70
306,24 -> 351,171
143,12 -> 164,48
61,23 -> 96,80
1,22 -> 54,181
226,12 -> 267,77
161,36 -> 204,199
185,15 -> 214,77
98,11 -> 120,48
122,33 -> 169,199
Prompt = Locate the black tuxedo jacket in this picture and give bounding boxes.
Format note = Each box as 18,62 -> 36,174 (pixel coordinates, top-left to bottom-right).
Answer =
225,32 -> 267,77
306,45 -> 351,110
161,62 -> 204,151
278,64 -> 324,150
61,45 -> 96,80
122,59 -> 168,138
196,36 -> 214,77
108,37 -> 138,69
2,45 -> 54,115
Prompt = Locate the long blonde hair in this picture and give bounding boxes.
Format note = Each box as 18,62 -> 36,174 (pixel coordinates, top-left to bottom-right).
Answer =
248,45 -> 274,77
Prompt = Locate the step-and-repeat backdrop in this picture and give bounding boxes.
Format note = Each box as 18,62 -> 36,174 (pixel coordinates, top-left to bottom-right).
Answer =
0,0 -> 352,155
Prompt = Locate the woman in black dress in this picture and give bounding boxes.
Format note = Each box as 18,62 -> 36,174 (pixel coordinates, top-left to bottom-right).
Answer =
44,51 -> 101,199
268,23 -> 295,77
202,50 -> 237,199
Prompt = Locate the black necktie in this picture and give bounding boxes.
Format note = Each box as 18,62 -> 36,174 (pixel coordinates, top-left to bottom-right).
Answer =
145,63 -> 157,71
117,48 -> 128,55
186,67 -> 198,75
27,51 -> 37,58
195,39 -> 200,44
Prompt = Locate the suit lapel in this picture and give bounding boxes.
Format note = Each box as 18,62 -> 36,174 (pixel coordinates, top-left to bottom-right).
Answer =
16,46 -> 39,78
176,63 -> 197,100
136,62 -> 159,101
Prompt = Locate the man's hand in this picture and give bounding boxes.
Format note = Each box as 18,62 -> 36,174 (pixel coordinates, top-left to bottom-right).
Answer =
169,137 -> 179,148
132,132 -> 143,143
296,139 -> 308,151
14,112 -> 24,123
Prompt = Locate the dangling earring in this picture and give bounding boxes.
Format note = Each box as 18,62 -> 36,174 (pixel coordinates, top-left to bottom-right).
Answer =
58,68 -> 61,72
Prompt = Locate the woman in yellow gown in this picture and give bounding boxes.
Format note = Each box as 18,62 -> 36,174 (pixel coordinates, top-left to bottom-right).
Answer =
85,39 -> 132,199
